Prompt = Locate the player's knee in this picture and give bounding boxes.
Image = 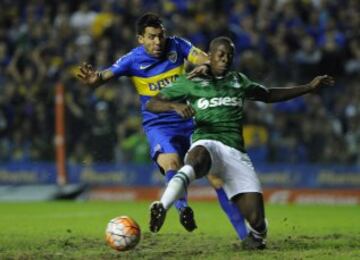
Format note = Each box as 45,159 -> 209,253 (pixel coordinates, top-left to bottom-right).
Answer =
157,153 -> 183,172
185,146 -> 211,177
162,159 -> 182,171
207,175 -> 224,189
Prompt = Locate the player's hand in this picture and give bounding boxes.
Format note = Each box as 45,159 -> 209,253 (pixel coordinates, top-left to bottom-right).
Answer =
172,103 -> 195,119
187,64 -> 210,79
77,62 -> 100,86
308,75 -> 335,90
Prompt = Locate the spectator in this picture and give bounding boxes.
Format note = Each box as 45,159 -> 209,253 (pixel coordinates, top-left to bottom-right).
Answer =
0,0 -> 358,166
88,101 -> 116,162
293,36 -> 322,81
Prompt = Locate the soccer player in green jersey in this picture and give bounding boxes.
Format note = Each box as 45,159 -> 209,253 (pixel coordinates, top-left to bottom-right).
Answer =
146,36 -> 334,249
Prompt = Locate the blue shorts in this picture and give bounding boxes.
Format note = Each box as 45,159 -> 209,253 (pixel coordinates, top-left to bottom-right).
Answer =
144,122 -> 193,162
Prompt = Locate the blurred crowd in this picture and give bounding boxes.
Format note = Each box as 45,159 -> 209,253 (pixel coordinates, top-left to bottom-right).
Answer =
0,0 -> 359,165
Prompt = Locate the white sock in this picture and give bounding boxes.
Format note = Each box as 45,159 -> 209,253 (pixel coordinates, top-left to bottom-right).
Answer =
160,165 -> 196,209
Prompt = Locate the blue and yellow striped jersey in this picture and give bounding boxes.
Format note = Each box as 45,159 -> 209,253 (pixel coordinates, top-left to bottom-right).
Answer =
108,36 -> 201,128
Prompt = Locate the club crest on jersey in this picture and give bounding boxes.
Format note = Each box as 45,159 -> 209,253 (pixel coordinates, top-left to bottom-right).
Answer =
232,75 -> 242,88
234,82 -> 241,88
167,51 -> 177,63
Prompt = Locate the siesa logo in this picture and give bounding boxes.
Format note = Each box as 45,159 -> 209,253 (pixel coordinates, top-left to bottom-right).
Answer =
197,97 -> 243,109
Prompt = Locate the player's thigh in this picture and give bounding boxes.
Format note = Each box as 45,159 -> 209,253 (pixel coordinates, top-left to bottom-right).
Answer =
220,145 -> 262,199
156,153 -> 183,171
187,140 -> 224,175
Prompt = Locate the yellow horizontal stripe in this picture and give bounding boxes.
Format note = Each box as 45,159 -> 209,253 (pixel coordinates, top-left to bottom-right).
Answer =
131,65 -> 185,96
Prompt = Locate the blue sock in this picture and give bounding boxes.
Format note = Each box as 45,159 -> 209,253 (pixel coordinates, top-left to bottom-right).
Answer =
165,170 -> 188,211
215,188 -> 248,240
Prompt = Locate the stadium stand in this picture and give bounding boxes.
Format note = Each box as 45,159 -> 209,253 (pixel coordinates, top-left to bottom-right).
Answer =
0,0 -> 358,166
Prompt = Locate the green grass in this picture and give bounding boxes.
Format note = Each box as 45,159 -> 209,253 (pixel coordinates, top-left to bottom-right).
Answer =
0,201 -> 359,259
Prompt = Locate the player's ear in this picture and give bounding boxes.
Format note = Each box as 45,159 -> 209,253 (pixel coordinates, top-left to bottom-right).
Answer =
137,34 -> 144,45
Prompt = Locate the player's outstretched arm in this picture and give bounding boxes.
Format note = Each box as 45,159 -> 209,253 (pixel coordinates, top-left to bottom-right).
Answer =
77,62 -> 115,88
146,94 -> 195,119
251,75 -> 335,103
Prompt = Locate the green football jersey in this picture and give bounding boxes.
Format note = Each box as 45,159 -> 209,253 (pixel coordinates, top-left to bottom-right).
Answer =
160,71 -> 268,152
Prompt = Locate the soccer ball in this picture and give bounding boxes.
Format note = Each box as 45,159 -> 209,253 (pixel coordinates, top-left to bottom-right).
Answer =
105,216 -> 141,251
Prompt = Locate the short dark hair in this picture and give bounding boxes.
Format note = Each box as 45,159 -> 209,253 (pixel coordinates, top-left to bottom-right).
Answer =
136,13 -> 164,35
209,37 -> 235,53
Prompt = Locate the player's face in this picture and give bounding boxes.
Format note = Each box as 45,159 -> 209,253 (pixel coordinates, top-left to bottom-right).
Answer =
138,27 -> 166,58
209,44 -> 234,77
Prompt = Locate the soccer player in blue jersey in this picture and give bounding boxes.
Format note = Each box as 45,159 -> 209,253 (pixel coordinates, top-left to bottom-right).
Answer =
77,13 -> 247,237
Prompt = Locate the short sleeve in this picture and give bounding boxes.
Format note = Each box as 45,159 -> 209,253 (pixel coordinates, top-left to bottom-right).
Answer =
239,73 -> 269,100
107,52 -> 133,77
160,76 -> 191,101
174,36 -> 207,64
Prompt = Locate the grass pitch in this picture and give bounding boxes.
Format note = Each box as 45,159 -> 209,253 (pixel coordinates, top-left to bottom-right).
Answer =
0,201 -> 359,259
